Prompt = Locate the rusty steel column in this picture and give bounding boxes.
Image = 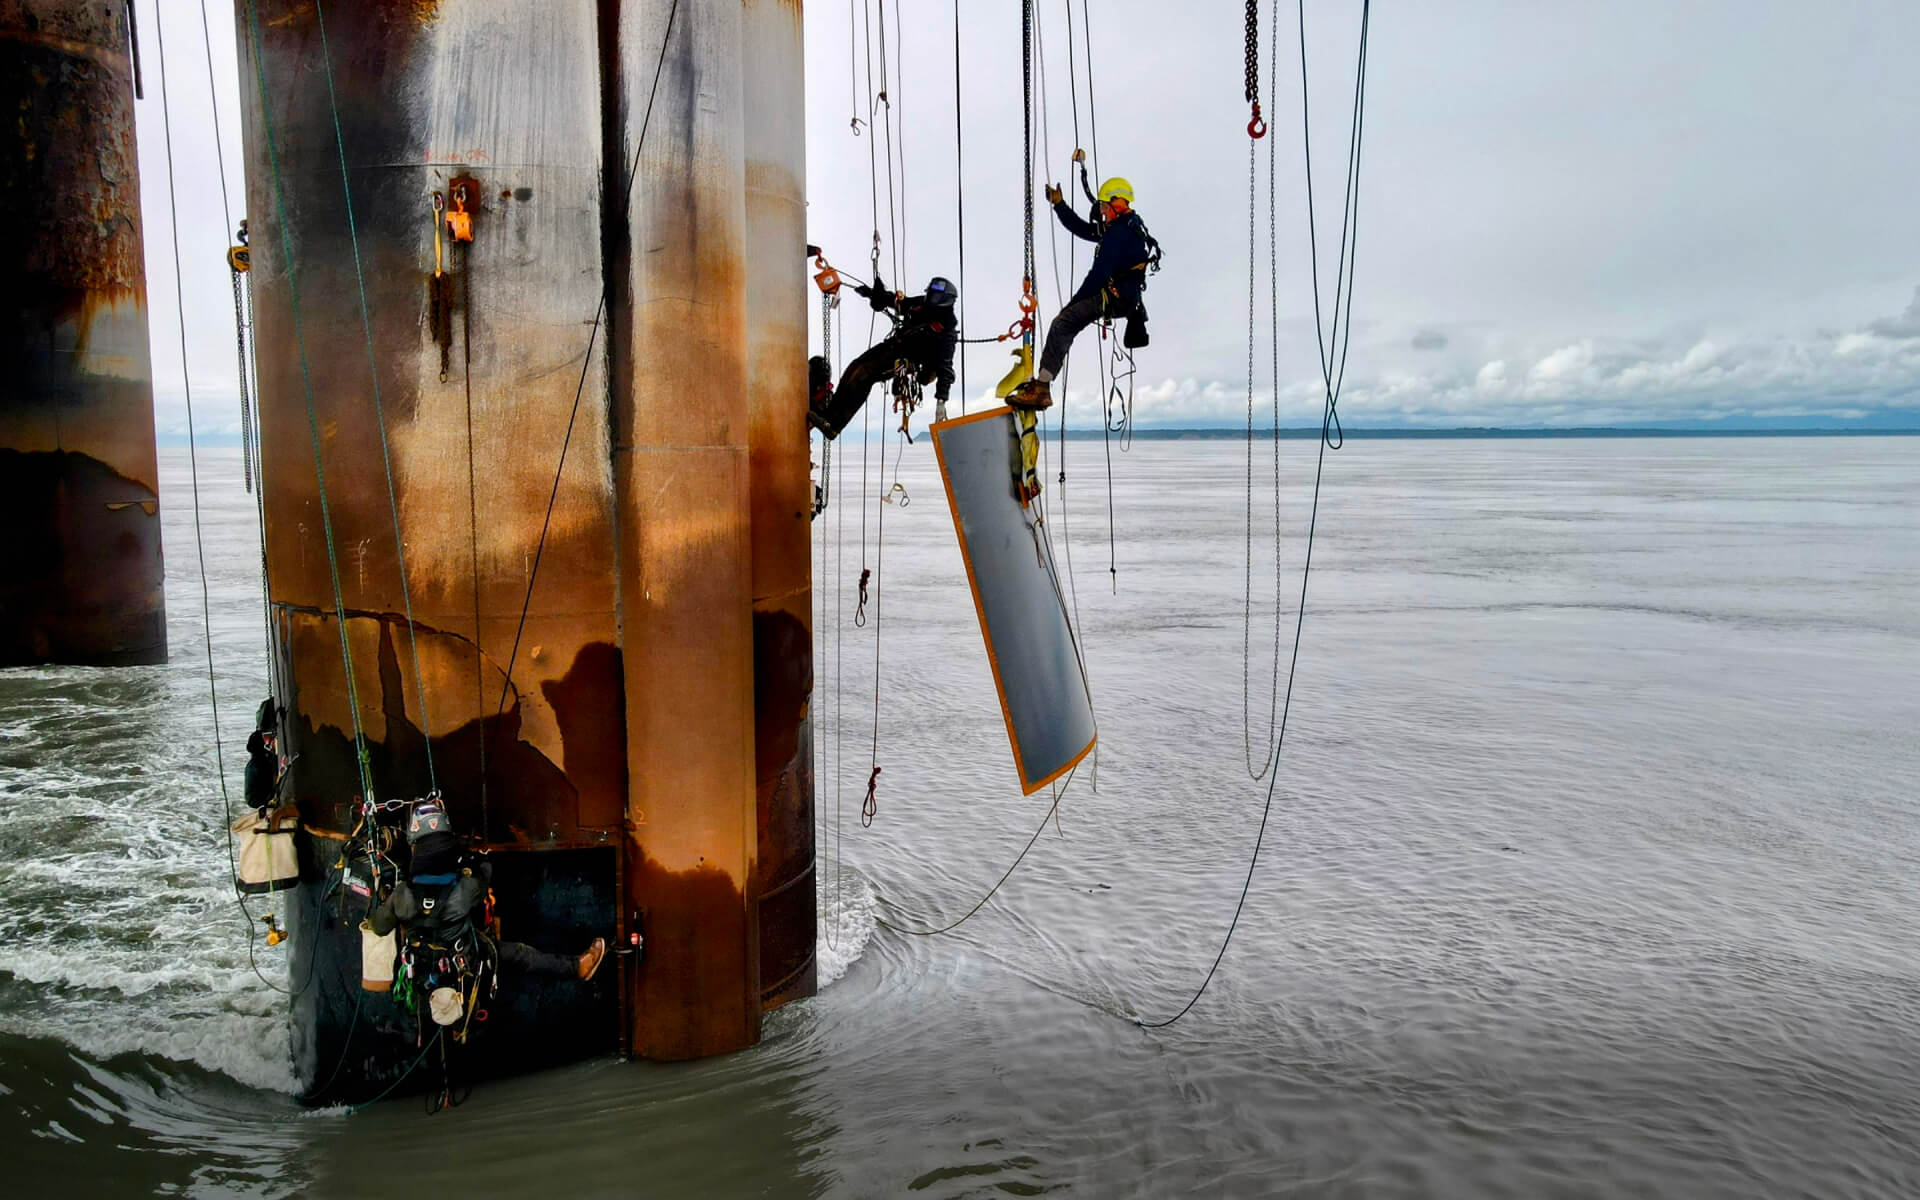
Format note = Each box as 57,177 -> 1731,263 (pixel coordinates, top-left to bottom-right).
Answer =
236,0 -> 623,1094
615,0 -> 762,1059
742,0 -> 816,1013
0,0 -> 166,666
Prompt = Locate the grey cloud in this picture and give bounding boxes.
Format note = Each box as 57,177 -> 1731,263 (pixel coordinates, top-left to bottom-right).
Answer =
1410,330 -> 1447,352
1868,287 -> 1920,340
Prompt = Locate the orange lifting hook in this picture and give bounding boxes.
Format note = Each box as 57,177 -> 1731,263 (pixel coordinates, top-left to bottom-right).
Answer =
446,182 -> 475,243
1248,102 -> 1268,139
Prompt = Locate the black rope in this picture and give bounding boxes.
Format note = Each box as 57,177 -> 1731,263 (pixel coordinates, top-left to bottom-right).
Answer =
494,0 -> 681,719
155,0 -> 248,965
877,765 -> 1078,937
953,0 -> 968,414
1138,0 -> 1371,1031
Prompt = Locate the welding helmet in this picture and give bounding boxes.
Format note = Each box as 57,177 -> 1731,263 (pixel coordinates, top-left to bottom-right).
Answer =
925,276 -> 958,307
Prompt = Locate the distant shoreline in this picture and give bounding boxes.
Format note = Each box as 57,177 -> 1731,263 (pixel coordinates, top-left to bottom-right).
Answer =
157,424 -> 1920,448
1072,426 -> 1920,440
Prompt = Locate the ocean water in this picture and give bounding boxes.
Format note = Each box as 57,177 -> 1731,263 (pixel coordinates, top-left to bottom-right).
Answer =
1,435 -> 1917,1197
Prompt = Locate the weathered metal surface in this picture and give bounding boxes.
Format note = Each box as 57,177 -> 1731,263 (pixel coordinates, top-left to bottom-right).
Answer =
236,0 -> 621,1096
241,0 -> 815,1086
742,0 -> 815,1013
0,0 -> 166,666
613,0 -> 762,1062
931,408 -> 1097,793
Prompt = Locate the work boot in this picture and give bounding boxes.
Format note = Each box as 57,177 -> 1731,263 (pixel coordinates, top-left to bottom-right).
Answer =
1007,378 -> 1053,412
577,937 -> 607,981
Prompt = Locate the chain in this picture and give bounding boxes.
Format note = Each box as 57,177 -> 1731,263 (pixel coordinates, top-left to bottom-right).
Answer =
232,267 -> 254,493
1022,0 -> 1036,307
1244,0 -> 1267,137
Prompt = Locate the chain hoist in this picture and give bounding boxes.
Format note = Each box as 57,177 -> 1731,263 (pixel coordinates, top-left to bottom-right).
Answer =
227,220 -> 256,493
1244,0 -> 1267,137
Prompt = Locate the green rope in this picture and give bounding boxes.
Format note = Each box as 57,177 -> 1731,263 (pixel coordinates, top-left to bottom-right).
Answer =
346,1028 -> 443,1115
243,0 -> 377,806
312,0 -> 439,793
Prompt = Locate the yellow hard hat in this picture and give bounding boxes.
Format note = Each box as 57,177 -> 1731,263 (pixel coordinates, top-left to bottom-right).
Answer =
1097,177 -> 1134,205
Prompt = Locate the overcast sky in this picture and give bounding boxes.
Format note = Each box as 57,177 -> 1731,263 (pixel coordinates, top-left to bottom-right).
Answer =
138,1 -> 1920,434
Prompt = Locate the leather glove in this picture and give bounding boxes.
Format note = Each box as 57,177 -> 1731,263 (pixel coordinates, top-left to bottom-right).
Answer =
1045,182 -> 1064,206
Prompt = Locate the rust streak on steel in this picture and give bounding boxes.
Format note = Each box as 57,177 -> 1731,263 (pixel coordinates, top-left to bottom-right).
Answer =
742,0 -> 816,1014
237,0 -> 622,1097
614,0 -> 762,1062
0,0 -> 166,666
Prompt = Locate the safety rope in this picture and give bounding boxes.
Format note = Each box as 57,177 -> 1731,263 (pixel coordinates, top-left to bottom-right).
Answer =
1080,0 -> 1102,179
243,1 -> 377,809
155,0 -> 244,956
493,0 -> 681,720
1138,0 -> 1371,1031
891,0 -> 909,279
830,299 -> 848,944
952,0 -> 968,415
875,764 -> 1079,937
873,1 -> 901,288
313,0 -> 438,792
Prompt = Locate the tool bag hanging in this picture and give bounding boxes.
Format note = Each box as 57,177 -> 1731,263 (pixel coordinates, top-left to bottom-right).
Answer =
232,805 -> 300,894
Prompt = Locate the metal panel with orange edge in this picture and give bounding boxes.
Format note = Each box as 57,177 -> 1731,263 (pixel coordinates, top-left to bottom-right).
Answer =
930,406 -> 1097,794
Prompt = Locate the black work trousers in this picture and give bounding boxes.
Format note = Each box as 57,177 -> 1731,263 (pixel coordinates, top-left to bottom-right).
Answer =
496,940 -> 575,977
821,338 -> 918,439
1039,293 -> 1109,378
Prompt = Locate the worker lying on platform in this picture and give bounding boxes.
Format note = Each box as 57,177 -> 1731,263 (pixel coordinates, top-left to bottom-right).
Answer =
1008,176 -> 1158,412
808,273 -> 960,440
368,799 -> 607,992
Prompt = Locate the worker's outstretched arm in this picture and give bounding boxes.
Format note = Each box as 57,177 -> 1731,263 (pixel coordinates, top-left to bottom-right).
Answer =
1052,200 -> 1101,243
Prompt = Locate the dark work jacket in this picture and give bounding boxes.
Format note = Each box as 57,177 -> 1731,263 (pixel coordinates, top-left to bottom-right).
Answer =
874,292 -> 959,400
368,858 -> 491,945
1053,203 -> 1152,310
243,750 -> 279,811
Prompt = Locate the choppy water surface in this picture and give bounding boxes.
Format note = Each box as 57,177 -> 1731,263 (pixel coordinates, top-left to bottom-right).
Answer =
2,436 -> 1917,1197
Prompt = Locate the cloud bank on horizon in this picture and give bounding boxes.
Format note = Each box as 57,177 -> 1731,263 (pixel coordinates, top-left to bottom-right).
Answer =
797,0 -> 1920,430
137,1 -> 1920,437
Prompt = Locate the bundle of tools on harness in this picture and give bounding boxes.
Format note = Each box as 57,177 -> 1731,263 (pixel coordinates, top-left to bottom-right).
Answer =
367,799 -> 499,1039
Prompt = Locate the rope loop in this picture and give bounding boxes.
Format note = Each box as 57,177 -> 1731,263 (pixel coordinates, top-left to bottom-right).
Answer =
861,766 -> 881,827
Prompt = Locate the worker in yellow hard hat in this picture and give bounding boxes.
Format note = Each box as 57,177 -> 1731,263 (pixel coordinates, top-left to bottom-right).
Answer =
1009,175 -> 1160,411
